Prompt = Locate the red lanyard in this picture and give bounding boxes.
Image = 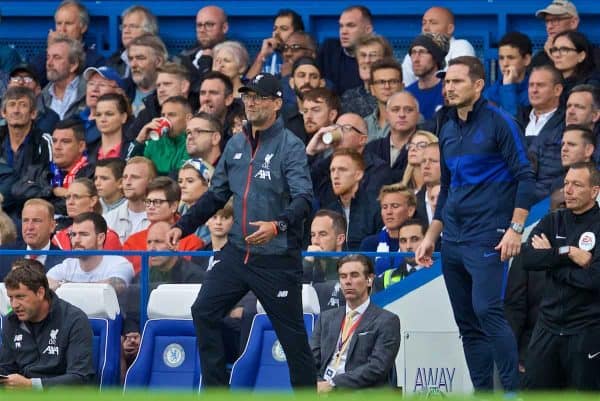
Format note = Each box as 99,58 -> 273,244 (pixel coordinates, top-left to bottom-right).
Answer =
337,313 -> 363,352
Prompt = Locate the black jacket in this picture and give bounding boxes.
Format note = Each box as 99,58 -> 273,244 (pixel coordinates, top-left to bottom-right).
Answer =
364,134 -> 408,182
521,204 -> 600,334
326,189 -> 382,251
310,151 -> 394,208
0,291 -> 96,387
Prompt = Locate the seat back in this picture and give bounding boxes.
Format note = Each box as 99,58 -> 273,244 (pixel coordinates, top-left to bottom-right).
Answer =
256,284 -> 321,315
55,283 -> 121,388
123,284 -> 202,392
229,313 -> 314,390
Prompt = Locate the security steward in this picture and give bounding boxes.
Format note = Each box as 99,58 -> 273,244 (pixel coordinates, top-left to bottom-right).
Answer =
0,259 -> 95,389
521,162 -> 600,391
167,73 -> 316,388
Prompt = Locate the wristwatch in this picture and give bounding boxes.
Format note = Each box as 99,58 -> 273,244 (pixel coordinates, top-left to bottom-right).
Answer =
277,220 -> 288,233
558,246 -> 570,256
509,222 -> 524,234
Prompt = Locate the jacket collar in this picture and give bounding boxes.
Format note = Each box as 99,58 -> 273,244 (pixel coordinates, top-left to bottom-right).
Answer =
449,96 -> 487,124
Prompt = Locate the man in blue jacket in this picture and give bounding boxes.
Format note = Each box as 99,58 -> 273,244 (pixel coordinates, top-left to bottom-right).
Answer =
416,56 -> 535,393
166,73 -> 316,389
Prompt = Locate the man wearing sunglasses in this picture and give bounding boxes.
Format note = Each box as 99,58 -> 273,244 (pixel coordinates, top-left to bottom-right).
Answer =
306,112 -> 394,207
167,73 -> 316,389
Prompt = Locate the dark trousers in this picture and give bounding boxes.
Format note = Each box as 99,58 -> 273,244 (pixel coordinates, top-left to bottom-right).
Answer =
441,241 -> 519,391
191,243 -> 316,388
524,323 -> 600,390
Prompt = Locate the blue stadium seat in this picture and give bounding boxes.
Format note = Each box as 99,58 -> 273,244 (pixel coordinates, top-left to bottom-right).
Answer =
55,283 -> 122,389
229,313 -> 315,390
123,284 -> 202,392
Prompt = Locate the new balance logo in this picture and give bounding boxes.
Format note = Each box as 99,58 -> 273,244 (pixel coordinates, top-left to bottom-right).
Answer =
254,169 -> 271,180
276,290 -> 288,298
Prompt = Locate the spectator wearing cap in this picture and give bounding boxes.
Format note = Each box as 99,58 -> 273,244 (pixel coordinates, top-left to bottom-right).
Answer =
29,0 -> 105,88
79,66 -> 130,145
177,158 -> 215,244
124,176 -> 203,274
530,0 -> 600,69
484,32 -> 533,118
167,72 -> 317,389
341,35 -> 392,118
282,57 -> 325,144
406,33 -> 449,120
365,58 -> 404,142
7,64 -> 60,134
41,36 -> 87,121
402,6 -> 475,87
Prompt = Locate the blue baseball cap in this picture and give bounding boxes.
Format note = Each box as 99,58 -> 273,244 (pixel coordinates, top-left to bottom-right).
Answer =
83,66 -> 127,91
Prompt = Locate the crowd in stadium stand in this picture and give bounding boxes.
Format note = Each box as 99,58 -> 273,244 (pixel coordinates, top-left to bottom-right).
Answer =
0,0 -> 600,392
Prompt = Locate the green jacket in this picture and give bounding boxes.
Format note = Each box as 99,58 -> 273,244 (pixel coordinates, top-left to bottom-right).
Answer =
139,131 -> 189,175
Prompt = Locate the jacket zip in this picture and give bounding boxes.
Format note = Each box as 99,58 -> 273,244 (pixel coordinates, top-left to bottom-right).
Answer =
242,135 -> 260,264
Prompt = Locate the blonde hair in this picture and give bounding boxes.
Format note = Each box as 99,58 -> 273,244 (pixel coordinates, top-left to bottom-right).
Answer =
401,130 -> 439,190
126,156 -> 158,181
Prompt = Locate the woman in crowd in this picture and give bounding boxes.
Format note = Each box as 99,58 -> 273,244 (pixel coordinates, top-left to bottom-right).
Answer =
177,158 -> 215,244
87,93 -> 134,163
53,178 -> 122,250
400,130 -> 439,193
212,41 -> 250,98
550,30 -> 600,97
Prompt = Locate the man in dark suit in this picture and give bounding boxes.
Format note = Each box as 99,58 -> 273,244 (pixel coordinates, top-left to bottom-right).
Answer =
311,254 -> 401,392
0,199 -> 65,280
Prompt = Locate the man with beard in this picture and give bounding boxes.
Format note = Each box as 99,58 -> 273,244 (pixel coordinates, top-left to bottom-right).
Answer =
280,32 -> 318,104
47,212 -> 134,294
185,112 -> 222,167
178,5 -> 229,91
167,73 -> 316,389
41,36 -> 86,121
282,57 -> 326,143
247,9 -> 305,79
126,34 -> 168,118
30,0 -> 105,88
301,88 -> 340,140
406,32 -> 449,120
326,149 -> 382,250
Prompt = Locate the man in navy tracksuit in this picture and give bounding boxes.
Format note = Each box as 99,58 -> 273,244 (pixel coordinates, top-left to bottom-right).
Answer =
416,56 -> 535,392
167,73 -> 316,388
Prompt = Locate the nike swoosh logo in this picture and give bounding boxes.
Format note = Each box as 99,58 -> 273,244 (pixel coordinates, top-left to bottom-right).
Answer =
483,252 -> 498,257
588,352 -> 600,359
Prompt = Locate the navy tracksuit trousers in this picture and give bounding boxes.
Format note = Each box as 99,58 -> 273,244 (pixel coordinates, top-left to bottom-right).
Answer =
441,241 -> 519,392
191,242 -> 316,388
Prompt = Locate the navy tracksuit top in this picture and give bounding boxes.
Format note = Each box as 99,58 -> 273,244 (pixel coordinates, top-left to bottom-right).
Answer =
434,97 -> 536,245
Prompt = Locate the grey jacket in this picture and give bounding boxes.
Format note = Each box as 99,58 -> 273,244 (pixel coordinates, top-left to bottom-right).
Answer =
311,302 -> 401,388
176,117 -> 313,261
41,75 -> 86,121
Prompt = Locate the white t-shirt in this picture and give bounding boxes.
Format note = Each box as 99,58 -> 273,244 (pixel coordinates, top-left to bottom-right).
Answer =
47,255 -> 134,285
